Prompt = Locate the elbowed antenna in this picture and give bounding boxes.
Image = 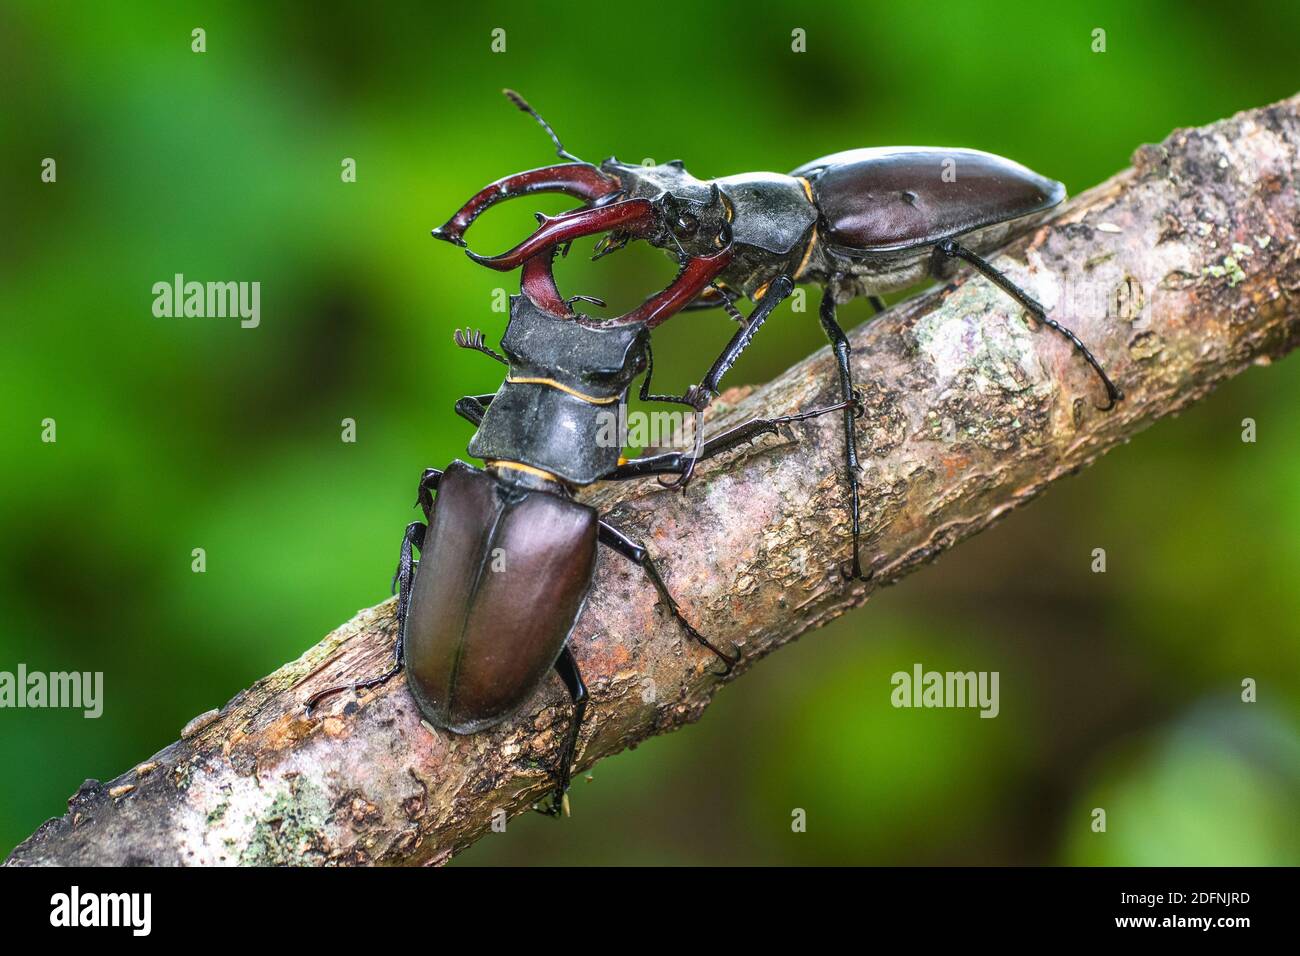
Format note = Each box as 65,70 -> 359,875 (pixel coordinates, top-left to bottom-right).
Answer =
503,89 -> 583,164
432,90 -> 623,252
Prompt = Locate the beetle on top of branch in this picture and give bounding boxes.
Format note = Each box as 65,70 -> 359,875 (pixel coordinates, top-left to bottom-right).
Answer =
305,273 -> 852,816
432,90 -> 1124,580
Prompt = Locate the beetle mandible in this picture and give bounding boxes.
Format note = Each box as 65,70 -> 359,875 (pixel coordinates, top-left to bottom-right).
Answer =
433,91 -> 1125,580
305,287 -> 852,816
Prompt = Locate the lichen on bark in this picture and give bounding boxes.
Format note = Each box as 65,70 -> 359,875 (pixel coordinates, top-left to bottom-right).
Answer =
6,93 -> 1300,867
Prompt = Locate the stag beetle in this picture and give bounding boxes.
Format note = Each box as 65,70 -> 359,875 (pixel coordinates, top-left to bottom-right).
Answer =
305,292 -> 851,815
434,92 -> 1124,579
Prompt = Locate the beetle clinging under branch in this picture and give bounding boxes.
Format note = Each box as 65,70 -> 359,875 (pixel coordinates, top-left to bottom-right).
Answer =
433,91 -> 1125,580
304,292 -> 852,816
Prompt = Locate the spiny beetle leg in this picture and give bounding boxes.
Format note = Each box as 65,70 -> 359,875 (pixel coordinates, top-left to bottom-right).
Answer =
606,396 -> 857,482
453,396 -> 494,431
933,239 -> 1124,410
306,520 -> 426,713
657,277 -> 796,492
638,338 -> 709,408
656,407 -> 705,491
533,646 -> 587,818
596,520 -> 739,674
679,282 -> 740,314
415,467 -> 444,522
818,283 -> 870,581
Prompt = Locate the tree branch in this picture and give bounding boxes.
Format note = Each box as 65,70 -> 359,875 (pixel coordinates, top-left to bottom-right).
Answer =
8,94 -> 1299,867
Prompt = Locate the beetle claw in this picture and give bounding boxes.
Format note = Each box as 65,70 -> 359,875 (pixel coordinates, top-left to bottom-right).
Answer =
533,763 -> 573,818
532,792 -> 570,818
840,553 -> 876,582
707,643 -> 741,678
1095,382 -> 1124,412
657,400 -> 708,491
658,455 -> 699,491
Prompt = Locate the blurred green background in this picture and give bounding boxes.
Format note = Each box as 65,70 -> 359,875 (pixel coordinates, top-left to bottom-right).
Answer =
2,0 -> 1297,865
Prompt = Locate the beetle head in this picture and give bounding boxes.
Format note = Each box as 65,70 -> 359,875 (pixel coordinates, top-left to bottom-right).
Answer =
432,91 -> 735,329
597,160 -> 732,259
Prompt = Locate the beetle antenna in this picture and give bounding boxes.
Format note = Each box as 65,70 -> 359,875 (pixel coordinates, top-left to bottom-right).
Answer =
503,89 -> 584,164
454,327 -> 508,365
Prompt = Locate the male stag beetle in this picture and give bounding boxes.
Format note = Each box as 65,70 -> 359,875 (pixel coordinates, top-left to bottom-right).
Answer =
433,91 -> 1124,580
305,283 -> 851,815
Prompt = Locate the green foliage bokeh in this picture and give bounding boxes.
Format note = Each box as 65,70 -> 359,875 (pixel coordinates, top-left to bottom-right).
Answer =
2,0 -> 1297,864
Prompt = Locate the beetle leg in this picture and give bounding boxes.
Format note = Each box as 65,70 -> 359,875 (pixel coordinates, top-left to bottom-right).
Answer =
415,467 -> 443,521
453,394 -> 495,431
818,283 -> 872,582
389,520 -> 424,606
596,520 -> 739,675
696,276 -> 794,397
933,239 -> 1124,410
604,397 -> 857,480
719,296 -> 749,326
867,295 -> 886,315
678,283 -> 743,317
384,520 -> 427,663
657,276 -> 796,490
637,339 -> 702,408
305,520 -> 427,713
533,646 -> 588,818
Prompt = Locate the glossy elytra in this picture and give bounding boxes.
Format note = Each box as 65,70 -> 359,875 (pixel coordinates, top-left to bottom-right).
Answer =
435,92 -> 1124,579
305,294 -> 852,816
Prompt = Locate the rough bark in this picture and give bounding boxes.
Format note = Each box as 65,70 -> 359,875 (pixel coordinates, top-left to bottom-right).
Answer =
8,94 -> 1299,867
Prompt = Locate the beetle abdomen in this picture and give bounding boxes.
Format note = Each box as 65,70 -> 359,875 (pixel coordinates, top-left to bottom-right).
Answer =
791,147 -> 1065,255
402,461 -> 597,734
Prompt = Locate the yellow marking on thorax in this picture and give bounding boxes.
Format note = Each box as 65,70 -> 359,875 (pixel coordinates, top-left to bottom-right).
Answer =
793,224 -> 819,281
505,376 -> 620,405
487,460 -> 560,482
797,176 -> 815,203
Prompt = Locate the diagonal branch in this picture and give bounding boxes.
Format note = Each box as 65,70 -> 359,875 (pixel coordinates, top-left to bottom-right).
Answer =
7,93 -> 1299,867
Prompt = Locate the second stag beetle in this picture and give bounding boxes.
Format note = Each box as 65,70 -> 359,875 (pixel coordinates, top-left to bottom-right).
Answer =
305,263 -> 852,816
434,91 -> 1125,579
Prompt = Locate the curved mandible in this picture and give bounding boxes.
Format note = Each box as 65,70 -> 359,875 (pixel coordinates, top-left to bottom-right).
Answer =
465,198 -> 658,271
515,239 -> 735,327
467,194 -> 734,326
431,163 -> 621,251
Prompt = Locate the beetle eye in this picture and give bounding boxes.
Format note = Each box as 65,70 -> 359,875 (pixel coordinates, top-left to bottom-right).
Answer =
675,213 -> 699,237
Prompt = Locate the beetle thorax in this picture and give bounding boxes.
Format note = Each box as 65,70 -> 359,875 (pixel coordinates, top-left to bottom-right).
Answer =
467,296 -> 648,487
